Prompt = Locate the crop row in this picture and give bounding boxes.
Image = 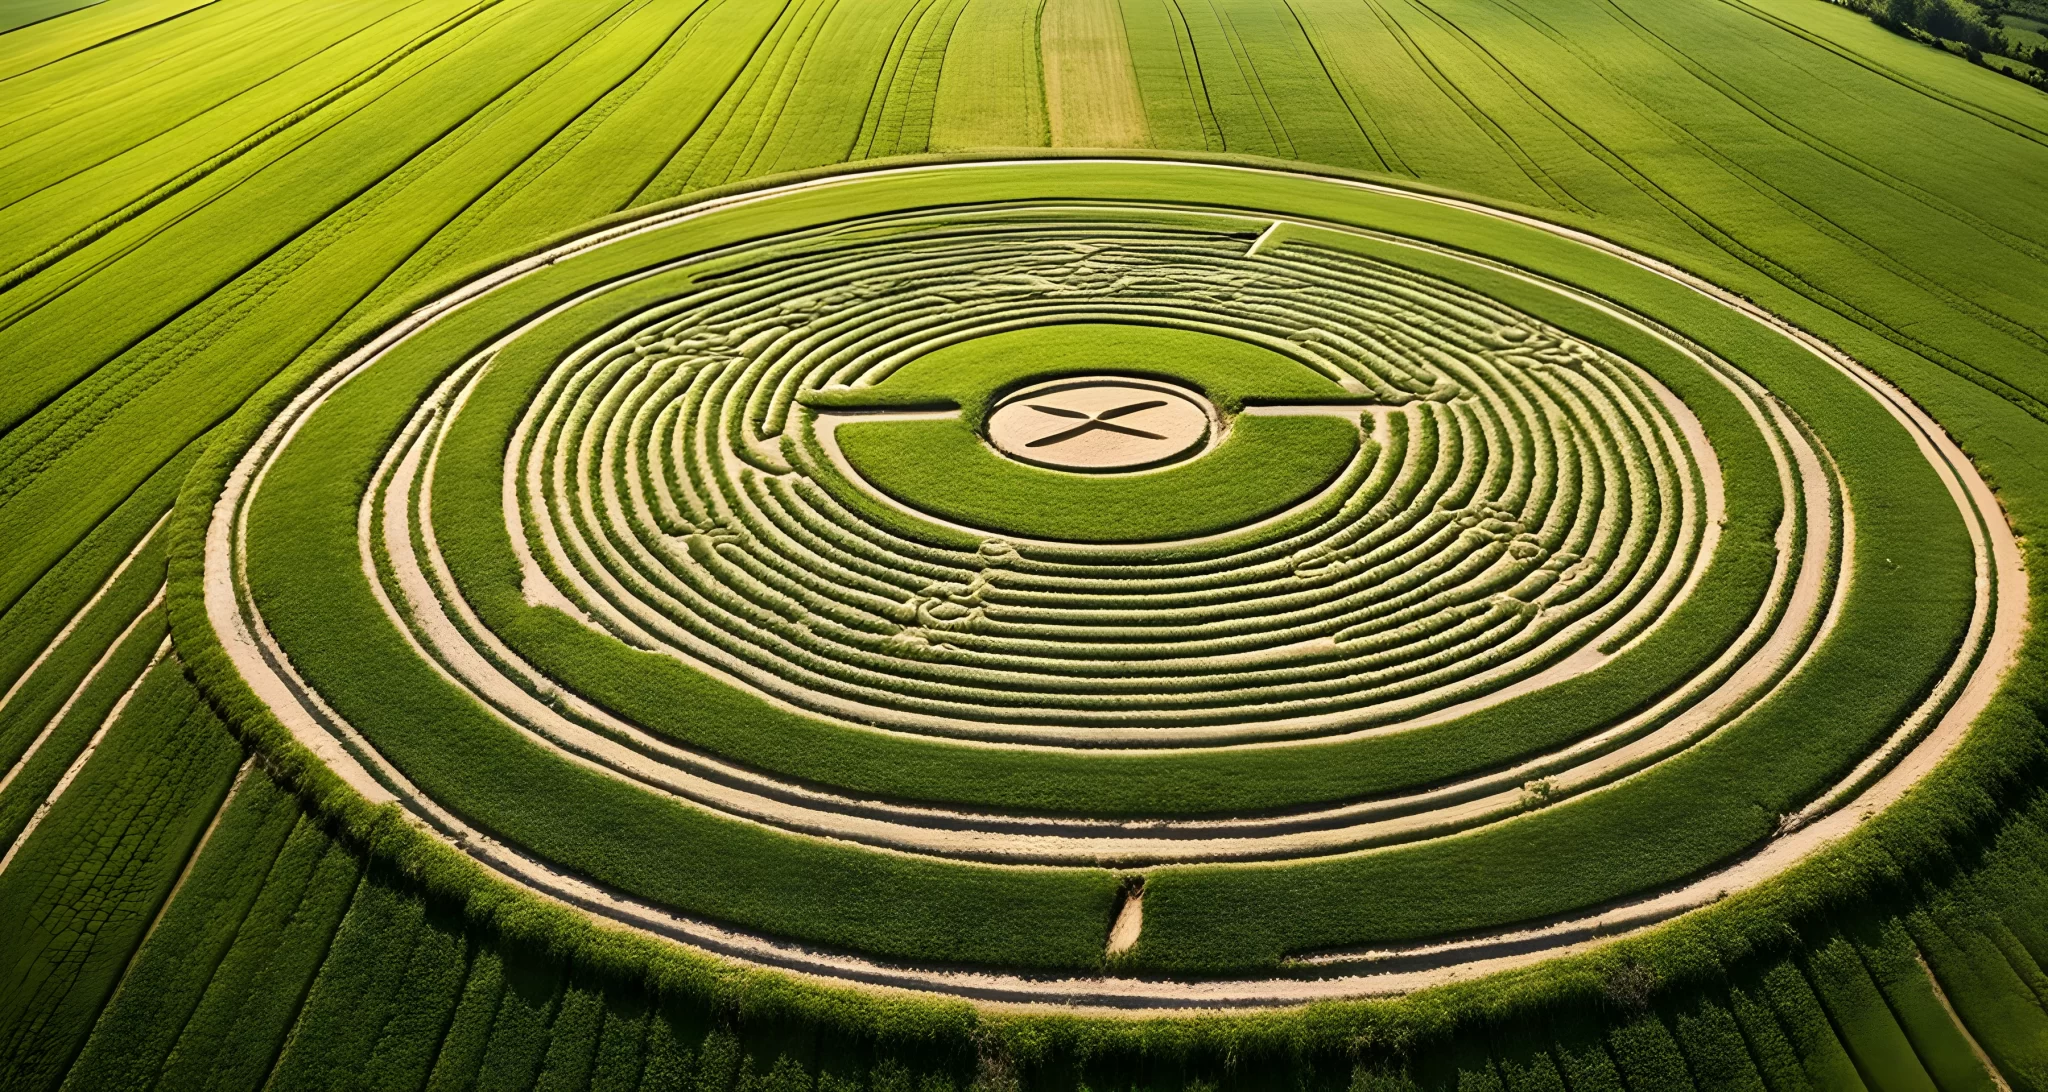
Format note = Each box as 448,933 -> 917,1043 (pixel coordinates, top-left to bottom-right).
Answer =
0,656 -> 243,1091
28,744 -> 2048,1089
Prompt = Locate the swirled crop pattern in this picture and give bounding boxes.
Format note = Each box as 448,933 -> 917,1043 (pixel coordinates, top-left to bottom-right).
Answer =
510,212 -> 1709,742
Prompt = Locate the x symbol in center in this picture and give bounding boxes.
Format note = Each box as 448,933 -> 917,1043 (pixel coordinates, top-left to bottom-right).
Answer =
1024,400 -> 1170,447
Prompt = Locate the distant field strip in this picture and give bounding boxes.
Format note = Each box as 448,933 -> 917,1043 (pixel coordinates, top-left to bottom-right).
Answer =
1043,0 -> 1150,146
194,160 -> 2019,1001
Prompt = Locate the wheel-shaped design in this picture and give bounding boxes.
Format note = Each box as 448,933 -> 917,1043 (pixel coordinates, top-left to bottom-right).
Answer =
192,159 -> 2022,1007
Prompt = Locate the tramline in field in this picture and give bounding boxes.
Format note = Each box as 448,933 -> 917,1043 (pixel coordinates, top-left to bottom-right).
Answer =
184,157 -> 2019,1005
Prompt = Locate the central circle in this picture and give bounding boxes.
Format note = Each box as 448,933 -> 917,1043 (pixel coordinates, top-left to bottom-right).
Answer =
985,376 -> 1214,472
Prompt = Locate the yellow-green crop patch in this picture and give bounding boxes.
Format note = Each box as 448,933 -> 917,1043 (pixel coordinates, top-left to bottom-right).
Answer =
189,158 -> 2015,1002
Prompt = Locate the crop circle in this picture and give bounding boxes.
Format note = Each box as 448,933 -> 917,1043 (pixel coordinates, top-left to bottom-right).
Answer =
196,160 -> 2019,1006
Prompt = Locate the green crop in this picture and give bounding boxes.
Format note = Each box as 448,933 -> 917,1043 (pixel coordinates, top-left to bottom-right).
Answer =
3,0 -> 2047,1086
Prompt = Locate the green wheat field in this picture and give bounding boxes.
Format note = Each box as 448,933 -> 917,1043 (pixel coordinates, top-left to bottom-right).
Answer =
2,0 -> 2046,1086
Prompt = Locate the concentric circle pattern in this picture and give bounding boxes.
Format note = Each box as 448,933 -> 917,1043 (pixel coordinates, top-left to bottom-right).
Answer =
504,211 -> 1716,744
203,161 -> 2017,1004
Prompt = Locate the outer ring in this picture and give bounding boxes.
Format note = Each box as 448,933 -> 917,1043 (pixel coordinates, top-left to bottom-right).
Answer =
199,158 -> 2025,1011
